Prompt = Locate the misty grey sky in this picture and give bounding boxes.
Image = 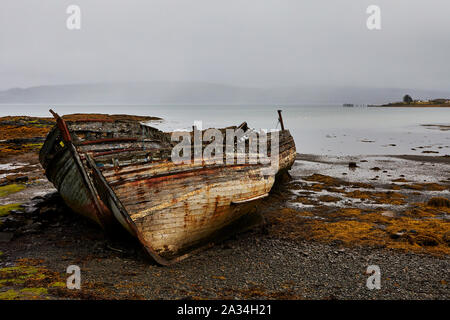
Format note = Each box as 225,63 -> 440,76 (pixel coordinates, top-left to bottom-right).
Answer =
1,0 -> 449,91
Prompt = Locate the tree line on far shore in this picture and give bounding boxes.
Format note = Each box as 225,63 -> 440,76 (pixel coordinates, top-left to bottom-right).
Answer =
401,94 -> 449,105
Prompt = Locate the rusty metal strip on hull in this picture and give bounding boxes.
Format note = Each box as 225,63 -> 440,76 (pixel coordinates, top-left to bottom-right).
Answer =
78,137 -> 139,146
231,193 -> 269,204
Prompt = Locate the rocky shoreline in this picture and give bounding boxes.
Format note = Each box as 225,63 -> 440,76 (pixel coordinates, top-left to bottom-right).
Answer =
0,115 -> 449,300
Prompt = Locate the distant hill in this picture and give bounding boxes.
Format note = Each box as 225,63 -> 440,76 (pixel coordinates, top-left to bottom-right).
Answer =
0,82 -> 449,105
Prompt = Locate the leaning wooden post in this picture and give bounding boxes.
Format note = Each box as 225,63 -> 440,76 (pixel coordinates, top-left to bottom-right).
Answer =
50,109 -> 72,142
277,110 -> 285,130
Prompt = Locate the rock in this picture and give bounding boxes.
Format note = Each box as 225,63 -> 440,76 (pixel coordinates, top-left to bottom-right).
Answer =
318,195 -> 341,203
222,243 -> 233,250
390,232 -> 405,239
39,206 -> 55,215
348,162 -> 358,168
381,211 -> 395,217
22,222 -> 42,234
427,197 -> 450,208
442,232 -> 450,245
372,224 -> 387,231
9,209 -> 24,215
6,174 -> 28,183
370,167 -> 381,171
24,206 -> 39,215
5,137 -> 45,144
413,235 -> 439,247
0,232 -> 14,242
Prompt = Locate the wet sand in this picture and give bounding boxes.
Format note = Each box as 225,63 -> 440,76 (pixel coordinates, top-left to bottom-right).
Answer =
0,116 -> 449,300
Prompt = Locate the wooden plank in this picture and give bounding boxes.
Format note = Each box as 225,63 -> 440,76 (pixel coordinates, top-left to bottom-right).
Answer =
39,113 -> 297,262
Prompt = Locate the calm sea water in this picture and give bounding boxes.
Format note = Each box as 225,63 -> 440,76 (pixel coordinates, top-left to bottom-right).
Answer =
1,104 -> 449,156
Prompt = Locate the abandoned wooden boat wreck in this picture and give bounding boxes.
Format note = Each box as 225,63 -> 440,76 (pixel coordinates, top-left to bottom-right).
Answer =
39,110 -> 296,265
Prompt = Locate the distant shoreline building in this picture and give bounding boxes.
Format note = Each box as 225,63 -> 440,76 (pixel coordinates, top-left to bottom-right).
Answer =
430,98 -> 450,104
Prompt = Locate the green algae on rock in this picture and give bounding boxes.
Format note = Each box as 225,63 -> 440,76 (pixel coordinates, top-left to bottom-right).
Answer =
0,184 -> 26,198
0,289 -> 20,300
0,263 -> 60,300
20,287 -> 48,295
0,203 -> 22,217
49,281 -> 66,288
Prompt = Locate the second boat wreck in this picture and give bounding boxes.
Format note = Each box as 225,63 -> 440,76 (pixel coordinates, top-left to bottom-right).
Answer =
39,110 -> 296,265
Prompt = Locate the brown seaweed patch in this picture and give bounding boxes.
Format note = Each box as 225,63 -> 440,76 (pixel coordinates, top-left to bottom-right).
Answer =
318,195 -> 341,203
0,123 -> 53,141
303,174 -> 342,186
308,220 -> 386,246
350,182 -> 374,189
344,190 -> 406,205
402,202 -> 450,217
344,190 -> 371,200
327,208 -> 363,220
62,113 -> 161,122
325,187 -> 347,193
302,174 -> 373,190
292,196 -> 318,205
386,218 -> 450,254
427,197 -> 450,208
265,204 -> 450,255
402,208 -> 436,218
279,208 -> 314,217
402,183 -> 447,191
392,178 -> 409,183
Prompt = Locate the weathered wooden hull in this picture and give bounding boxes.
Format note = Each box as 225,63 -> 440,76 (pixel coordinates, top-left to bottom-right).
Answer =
39,112 -> 296,264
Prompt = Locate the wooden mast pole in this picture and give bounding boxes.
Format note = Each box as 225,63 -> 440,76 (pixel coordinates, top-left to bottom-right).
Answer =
277,109 -> 285,130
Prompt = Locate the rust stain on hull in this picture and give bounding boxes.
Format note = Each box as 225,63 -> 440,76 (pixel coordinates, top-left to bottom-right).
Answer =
39,110 -> 296,265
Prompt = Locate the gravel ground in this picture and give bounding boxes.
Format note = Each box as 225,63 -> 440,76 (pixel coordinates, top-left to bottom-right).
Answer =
1,154 -> 449,300
1,199 -> 448,300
